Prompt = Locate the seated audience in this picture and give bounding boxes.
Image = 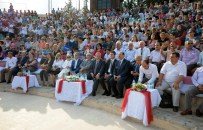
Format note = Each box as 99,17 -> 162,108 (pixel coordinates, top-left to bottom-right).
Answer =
138,59 -> 159,86
135,41 -> 150,60
87,52 -> 105,96
40,53 -> 54,87
70,52 -> 83,74
8,50 -> 28,83
23,52 -> 38,73
100,51 -> 117,96
0,52 -> 17,83
180,40 -> 200,76
49,53 -> 64,86
149,42 -> 165,71
58,53 -> 72,78
79,53 -> 92,74
181,66 -> 203,116
110,52 -> 130,99
156,52 -> 187,112
129,55 -> 142,83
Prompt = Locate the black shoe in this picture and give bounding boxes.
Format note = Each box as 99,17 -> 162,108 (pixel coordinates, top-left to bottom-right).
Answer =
91,91 -> 96,96
196,109 -> 203,117
0,80 -> 6,83
116,95 -> 123,99
106,91 -> 111,96
111,94 -> 116,97
102,91 -> 107,96
173,106 -> 179,112
7,81 -> 11,84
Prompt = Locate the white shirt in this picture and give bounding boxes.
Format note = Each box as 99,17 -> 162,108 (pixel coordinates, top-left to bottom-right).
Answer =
62,60 -> 72,69
135,47 -> 150,60
192,67 -> 203,87
122,41 -> 129,51
104,53 -> 110,61
21,26 -> 27,35
114,48 -> 124,59
161,60 -> 187,83
52,60 -> 64,68
138,64 -> 159,84
25,42 -> 33,49
125,49 -> 136,62
149,50 -> 165,62
108,59 -> 115,73
133,41 -> 140,49
5,57 -> 17,69
79,42 -> 86,51
5,41 -> 11,48
74,59 -> 78,69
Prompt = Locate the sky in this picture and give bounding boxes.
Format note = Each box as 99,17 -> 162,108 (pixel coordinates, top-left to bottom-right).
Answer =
0,0 -> 86,14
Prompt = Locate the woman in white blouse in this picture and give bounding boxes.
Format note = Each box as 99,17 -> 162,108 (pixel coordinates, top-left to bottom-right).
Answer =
49,53 -> 64,86
58,53 -> 72,79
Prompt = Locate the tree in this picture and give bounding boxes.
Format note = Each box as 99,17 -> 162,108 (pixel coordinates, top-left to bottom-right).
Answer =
63,0 -> 79,23
122,0 -> 138,9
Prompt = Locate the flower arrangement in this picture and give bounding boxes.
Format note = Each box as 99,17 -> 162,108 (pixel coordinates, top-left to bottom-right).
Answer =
65,75 -> 80,82
132,83 -> 147,92
17,71 -> 27,76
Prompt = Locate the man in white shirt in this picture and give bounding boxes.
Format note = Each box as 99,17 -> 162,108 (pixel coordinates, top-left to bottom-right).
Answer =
156,52 -> 187,112
135,41 -> 150,60
138,59 -> 159,85
149,42 -> 165,71
114,41 -> 124,59
122,35 -> 130,51
25,37 -> 33,51
125,42 -> 136,62
181,66 -> 203,116
0,52 -> 17,83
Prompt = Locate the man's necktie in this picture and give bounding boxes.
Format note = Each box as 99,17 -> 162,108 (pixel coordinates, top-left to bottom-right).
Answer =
141,48 -> 143,56
94,61 -> 98,74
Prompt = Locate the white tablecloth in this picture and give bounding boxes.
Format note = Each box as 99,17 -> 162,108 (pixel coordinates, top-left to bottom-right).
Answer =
11,75 -> 40,93
55,80 -> 93,105
121,89 -> 161,126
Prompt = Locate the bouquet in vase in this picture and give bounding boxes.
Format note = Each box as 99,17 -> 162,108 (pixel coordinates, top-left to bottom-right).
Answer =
132,83 -> 147,92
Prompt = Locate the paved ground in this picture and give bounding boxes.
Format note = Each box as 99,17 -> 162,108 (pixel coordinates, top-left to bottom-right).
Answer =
0,92 -> 159,130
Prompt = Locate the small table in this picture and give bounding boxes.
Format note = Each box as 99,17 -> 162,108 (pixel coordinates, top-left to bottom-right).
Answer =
121,89 -> 161,126
11,75 -> 40,93
55,80 -> 93,105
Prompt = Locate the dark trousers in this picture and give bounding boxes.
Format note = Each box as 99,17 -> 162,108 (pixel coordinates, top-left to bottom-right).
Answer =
152,62 -> 163,72
87,73 -> 101,93
110,76 -> 128,97
40,70 -> 50,81
185,86 -> 203,111
187,64 -> 197,76
1,68 -> 12,81
100,75 -> 113,93
7,67 -> 21,82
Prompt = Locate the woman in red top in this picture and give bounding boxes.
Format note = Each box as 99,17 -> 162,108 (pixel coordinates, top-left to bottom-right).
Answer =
93,43 -> 104,59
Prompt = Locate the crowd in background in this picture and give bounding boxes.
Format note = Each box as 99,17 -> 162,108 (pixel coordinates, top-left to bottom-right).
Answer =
0,0 -> 203,114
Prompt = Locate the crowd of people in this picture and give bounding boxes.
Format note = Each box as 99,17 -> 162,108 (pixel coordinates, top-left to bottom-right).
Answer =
0,0 -> 203,116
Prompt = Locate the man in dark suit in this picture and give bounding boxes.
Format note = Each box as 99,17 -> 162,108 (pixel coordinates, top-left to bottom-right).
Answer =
87,52 -> 105,96
124,55 -> 142,89
100,51 -> 117,96
110,52 -> 130,99
71,52 -> 83,74
8,50 -> 28,83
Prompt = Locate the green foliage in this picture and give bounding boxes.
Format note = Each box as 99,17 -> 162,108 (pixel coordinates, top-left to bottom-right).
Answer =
122,0 -> 137,9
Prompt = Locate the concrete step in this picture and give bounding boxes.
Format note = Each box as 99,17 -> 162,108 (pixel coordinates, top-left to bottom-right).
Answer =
0,84 -> 203,130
